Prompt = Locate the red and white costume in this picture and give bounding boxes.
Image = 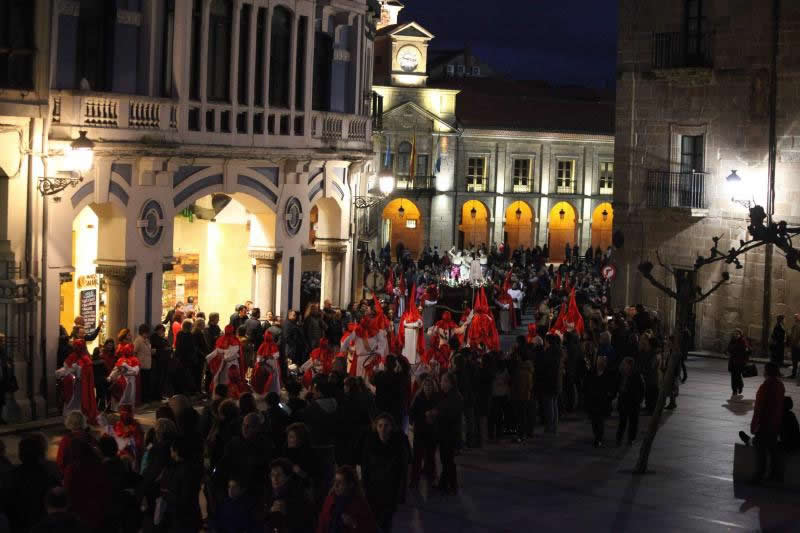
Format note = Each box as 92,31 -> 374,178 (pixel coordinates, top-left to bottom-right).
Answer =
55,339 -> 98,424
207,325 -> 250,399
109,404 -> 144,470
398,284 -> 424,365
108,344 -> 141,409
422,284 -> 438,329
495,271 -> 518,333
343,318 -> 387,380
301,338 -> 336,389
252,331 -> 281,398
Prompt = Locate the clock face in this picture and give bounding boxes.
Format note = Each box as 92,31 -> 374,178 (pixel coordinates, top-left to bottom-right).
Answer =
398,46 -> 421,73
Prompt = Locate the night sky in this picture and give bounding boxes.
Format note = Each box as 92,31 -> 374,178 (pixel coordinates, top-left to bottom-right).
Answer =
400,0 -> 617,89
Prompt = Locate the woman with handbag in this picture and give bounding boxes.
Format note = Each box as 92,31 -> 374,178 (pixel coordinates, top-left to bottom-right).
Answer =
727,329 -> 750,398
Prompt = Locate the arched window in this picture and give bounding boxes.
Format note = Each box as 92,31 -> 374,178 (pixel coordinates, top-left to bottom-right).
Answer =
208,0 -> 233,102
270,6 -> 292,108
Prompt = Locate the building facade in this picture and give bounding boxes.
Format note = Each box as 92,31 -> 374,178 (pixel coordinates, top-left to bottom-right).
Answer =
1,0 -> 379,421
614,0 -> 800,351
364,1 -> 615,267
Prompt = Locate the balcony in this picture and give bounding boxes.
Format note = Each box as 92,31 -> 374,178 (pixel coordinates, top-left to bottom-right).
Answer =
50,90 -> 372,152
652,32 -> 713,73
646,170 -> 708,211
396,175 -> 435,191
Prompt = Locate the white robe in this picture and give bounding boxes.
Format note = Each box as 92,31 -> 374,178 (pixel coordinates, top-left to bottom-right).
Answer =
469,259 -> 483,284
207,346 -> 242,387
402,318 -> 423,364
56,363 -> 82,415
109,363 -> 140,408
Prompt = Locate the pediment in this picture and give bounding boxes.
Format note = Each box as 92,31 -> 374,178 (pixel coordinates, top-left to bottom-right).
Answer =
389,22 -> 434,40
383,101 -> 457,133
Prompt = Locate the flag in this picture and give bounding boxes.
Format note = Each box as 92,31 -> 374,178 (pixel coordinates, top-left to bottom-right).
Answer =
409,131 -> 417,180
384,136 -> 391,168
434,136 -> 442,173
566,287 -> 585,336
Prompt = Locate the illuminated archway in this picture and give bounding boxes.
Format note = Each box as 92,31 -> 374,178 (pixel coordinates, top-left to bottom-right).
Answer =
548,201 -> 577,262
505,200 -> 534,251
170,192 -> 278,320
382,198 -> 423,259
459,200 -> 489,249
591,202 -> 614,252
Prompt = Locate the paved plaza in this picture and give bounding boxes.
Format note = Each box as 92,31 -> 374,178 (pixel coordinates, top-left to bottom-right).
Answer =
3,358 -> 800,532
394,358 -> 800,533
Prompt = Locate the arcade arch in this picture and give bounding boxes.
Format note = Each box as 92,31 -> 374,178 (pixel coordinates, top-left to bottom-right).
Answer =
591,202 -> 614,252
459,200 -> 489,249
381,198 -> 423,259
548,201 -> 577,263
504,200 -> 534,251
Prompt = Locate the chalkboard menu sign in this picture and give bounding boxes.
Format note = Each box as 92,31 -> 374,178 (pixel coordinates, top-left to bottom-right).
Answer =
80,289 -> 97,328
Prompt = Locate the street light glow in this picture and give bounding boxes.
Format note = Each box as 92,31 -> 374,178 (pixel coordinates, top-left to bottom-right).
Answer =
378,173 -> 395,195
67,130 -> 95,173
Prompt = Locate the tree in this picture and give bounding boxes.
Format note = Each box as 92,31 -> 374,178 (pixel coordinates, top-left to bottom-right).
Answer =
634,205 -> 800,474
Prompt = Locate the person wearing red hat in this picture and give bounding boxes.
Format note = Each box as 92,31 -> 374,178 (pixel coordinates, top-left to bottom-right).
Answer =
301,337 -> 336,388
108,343 -> 141,410
468,287 -> 500,352
207,325 -> 250,399
253,330 -> 281,398
422,283 -> 439,330
55,339 -> 98,424
399,284 -> 424,364
111,404 -> 144,470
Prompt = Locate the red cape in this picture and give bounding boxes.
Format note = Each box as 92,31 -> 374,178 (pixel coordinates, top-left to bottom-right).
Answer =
64,348 -> 98,424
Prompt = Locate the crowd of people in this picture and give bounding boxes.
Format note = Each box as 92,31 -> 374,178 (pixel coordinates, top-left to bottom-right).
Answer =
2,242 -> 800,531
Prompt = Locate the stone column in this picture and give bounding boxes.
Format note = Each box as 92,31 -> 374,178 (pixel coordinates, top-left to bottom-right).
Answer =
96,264 -> 136,340
315,239 -> 348,307
249,249 -> 282,314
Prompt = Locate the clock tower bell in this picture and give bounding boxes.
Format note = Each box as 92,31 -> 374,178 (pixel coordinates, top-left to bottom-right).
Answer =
374,19 -> 434,87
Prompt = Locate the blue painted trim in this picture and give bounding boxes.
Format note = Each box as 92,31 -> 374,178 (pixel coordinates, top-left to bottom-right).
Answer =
307,168 -> 323,185
173,174 -> 224,207
173,165 -> 210,188
237,175 -> 278,205
252,167 -> 279,187
308,182 -> 323,202
109,180 -> 129,206
70,181 -> 94,209
111,163 -> 132,185
333,167 -> 345,183
332,181 -> 344,201
142,199 -> 164,218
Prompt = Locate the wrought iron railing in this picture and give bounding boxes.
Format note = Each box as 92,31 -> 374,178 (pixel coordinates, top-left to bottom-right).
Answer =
652,31 -> 713,69
396,175 -> 435,191
646,170 -> 708,209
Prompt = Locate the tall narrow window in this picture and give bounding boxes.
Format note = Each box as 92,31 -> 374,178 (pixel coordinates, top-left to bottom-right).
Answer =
416,154 -> 429,178
0,0 -> 35,89
237,4 -> 251,105
556,160 -> 575,193
189,0 -> 202,100
76,0 -> 115,91
254,8 -> 266,106
467,157 -> 486,192
685,0 -> 707,62
680,135 -> 704,173
270,7 -> 292,108
208,0 -> 232,102
160,0 -> 176,97
295,16 -> 307,110
312,31 -> 333,111
599,162 -> 614,193
513,158 -> 532,192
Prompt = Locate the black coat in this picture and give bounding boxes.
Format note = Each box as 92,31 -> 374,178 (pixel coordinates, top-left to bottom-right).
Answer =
1,463 -> 59,532
535,346 -> 561,396
265,476 -> 314,533
162,460 -> 203,532
435,389 -> 464,446
409,391 -> 441,443
264,406 -> 291,452
583,371 -> 615,417
373,370 -> 407,425
617,371 -> 645,414
360,432 -> 409,516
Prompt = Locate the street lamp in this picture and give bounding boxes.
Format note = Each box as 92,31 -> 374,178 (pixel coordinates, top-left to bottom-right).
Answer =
398,201 -> 405,218
515,206 -> 522,221
602,209 -> 608,222
38,130 -> 95,196
726,169 -> 753,208
470,206 -> 477,219
559,208 -> 565,221
378,170 -> 395,196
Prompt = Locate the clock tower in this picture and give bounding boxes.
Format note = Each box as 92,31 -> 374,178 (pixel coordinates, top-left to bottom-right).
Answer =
374,14 -> 434,87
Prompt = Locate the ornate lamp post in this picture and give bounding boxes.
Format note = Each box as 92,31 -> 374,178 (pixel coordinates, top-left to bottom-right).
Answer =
38,131 -> 95,196
352,170 -> 395,299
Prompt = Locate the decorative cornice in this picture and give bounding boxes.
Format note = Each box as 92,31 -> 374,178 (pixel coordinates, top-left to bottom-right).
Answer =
315,238 -> 349,255
117,9 -> 142,26
59,0 -> 80,16
249,248 -> 283,262
96,264 -> 136,285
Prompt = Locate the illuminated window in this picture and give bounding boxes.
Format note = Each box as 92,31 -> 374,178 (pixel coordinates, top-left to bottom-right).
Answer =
467,157 -> 486,192
406,219 -> 417,229
512,158 -> 532,192
599,161 -> 614,194
556,160 -> 575,193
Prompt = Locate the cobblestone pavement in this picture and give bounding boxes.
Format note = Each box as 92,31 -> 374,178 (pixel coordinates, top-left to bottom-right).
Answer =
3,355 -> 800,532
394,357 -> 800,532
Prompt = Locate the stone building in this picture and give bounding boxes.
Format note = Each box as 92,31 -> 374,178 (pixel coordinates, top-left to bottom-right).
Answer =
363,1 -> 615,267
0,0 -> 379,421
614,1 -> 800,350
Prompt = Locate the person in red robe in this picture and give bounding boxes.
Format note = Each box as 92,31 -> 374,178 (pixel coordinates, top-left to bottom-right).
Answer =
253,330 -> 281,397
467,287 -> 500,352
55,339 -> 98,424
111,404 -> 144,471
527,323 -> 540,344
302,337 -> 336,388
108,343 -> 141,409
399,284 -> 425,364
207,325 -> 250,399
